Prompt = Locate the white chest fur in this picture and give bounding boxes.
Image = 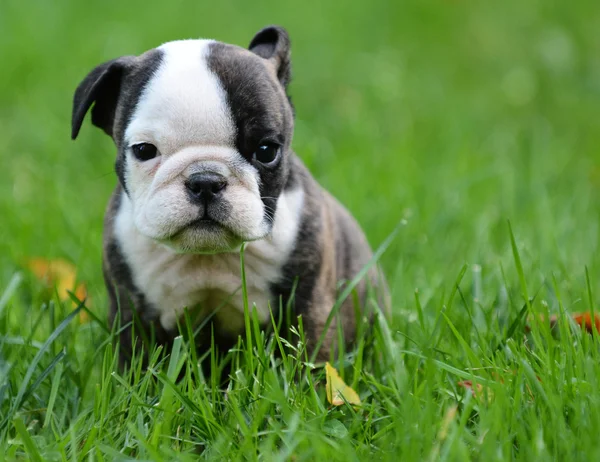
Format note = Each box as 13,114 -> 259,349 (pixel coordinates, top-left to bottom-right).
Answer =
113,187 -> 304,334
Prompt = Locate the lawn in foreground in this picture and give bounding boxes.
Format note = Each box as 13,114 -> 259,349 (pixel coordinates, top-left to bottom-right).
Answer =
2,232 -> 600,460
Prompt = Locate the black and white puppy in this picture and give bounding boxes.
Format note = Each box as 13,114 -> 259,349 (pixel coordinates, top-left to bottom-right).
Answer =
71,26 -> 386,367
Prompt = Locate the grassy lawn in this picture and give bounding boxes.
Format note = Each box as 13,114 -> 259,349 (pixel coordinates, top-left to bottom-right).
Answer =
2,0 -> 600,459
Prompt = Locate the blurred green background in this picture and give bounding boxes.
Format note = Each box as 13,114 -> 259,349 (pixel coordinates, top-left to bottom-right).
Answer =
1,0 -> 599,318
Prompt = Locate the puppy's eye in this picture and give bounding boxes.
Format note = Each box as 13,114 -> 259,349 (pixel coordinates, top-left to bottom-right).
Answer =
253,143 -> 281,165
131,143 -> 158,161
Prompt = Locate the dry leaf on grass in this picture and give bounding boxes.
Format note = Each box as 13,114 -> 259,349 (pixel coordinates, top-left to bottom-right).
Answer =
458,371 -> 537,402
27,258 -> 90,322
325,362 -> 361,407
457,380 -> 485,396
570,312 -> 600,333
428,405 -> 458,462
525,312 -> 600,334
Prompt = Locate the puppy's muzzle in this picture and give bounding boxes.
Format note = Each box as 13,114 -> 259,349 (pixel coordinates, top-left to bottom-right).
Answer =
185,172 -> 227,205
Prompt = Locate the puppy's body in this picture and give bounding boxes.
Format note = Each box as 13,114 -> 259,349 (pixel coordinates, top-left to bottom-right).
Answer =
73,27 -> 384,366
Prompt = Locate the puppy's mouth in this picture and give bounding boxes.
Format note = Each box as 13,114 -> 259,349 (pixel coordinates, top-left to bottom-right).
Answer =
188,217 -> 223,231
171,215 -> 229,238
157,215 -> 241,254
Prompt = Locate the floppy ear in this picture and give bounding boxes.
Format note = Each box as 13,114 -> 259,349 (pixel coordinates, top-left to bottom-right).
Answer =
71,56 -> 135,140
249,26 -> 291,87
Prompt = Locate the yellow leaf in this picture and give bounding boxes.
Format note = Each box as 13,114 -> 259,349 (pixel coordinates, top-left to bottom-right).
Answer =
325,362 -> 361,406
26,258 -> 91,320
74,283 -> 91,323
437,405 -> 458,440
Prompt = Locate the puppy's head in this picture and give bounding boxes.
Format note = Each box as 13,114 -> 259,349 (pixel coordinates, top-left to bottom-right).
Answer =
72,26 -> 294,253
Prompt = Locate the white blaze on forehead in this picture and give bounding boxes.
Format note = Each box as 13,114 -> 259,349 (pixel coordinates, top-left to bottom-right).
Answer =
125,39 -> 236,152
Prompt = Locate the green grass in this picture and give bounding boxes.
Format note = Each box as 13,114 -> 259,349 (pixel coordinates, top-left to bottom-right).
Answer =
2,0 -> 600,459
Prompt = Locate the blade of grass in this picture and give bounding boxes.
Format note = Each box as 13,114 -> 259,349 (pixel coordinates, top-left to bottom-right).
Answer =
0,273 -> 22,319
20,348 -> 66,405
585,266 -> 597,342
1,302 -> 83,430
399,350 -> 492,384
441,313 -> 483,370
13,417 -> 42,462
508,221 -> 531,311
240,242 -> 254,373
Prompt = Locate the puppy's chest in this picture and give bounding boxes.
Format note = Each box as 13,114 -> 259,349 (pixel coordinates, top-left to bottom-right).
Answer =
125,241 -> 281,334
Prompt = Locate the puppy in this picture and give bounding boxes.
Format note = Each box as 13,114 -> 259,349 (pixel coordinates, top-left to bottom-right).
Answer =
71,26 -> 386,368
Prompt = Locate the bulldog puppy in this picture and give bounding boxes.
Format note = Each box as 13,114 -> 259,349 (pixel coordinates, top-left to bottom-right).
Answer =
71,26 -> 385,368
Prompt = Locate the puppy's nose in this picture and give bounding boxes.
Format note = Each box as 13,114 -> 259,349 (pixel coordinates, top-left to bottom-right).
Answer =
185,172 -> 227,202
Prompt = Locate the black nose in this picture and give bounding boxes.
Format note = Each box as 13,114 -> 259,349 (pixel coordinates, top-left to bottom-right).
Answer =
185,172 -> 227,202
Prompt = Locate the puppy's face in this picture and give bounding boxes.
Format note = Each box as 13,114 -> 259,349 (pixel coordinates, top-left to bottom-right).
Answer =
72,27 -> 294,253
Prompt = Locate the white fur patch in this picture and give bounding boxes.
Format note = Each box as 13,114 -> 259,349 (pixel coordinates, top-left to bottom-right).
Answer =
125,40 -> 234,150
123,40 -> 268,252
114,187 -> 305,333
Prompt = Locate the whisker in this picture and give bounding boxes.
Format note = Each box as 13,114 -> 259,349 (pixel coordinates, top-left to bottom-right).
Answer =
263,205 -> 276,225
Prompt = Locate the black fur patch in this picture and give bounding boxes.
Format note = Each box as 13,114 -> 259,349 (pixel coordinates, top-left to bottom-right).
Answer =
113,49 -> 163,193
71,56 -> 134,139
206,42 -> 295,227
269,158 -> 323,318
112,49 -> 164,145
248,26 -> 292,88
